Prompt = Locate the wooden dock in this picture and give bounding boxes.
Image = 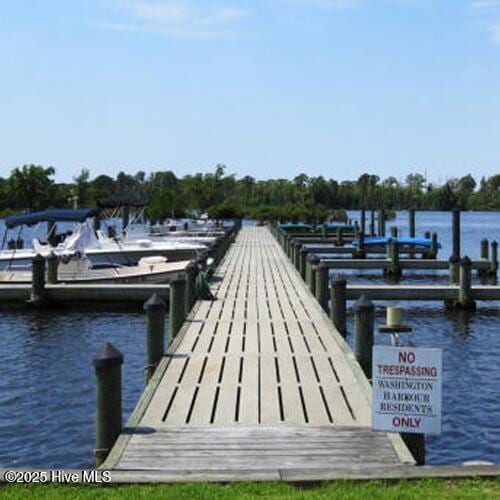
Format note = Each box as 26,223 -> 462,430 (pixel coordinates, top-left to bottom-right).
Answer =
104,227 -> 414,480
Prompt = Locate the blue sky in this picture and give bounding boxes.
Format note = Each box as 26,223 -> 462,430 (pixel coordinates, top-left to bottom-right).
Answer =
1,0 -> 500,183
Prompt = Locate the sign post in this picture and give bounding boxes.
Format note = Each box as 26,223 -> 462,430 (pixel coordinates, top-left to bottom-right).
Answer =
372,345 -> 442,435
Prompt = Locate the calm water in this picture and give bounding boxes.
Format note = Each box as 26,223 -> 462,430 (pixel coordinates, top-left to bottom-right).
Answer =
0,212 -> 499,467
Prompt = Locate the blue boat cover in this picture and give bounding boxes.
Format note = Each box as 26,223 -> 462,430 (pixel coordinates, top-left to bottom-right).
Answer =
5,208 -> 100,229
353,236 -> 441,248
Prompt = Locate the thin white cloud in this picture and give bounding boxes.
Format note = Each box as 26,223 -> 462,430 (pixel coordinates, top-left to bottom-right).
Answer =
96,1 -> 249,39
469,0 -> 500,43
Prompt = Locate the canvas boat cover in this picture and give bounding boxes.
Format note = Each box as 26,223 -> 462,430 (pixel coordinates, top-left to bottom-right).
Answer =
5,208 -> 99,229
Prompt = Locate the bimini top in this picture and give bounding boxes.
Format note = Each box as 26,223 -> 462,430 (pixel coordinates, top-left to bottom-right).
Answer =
354,236 -> 441,248
5,208 -> 100,229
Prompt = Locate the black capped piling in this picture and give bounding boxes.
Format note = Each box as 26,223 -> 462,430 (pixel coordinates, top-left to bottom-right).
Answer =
452,209 -> 461,259
354,295 -> 375,378
28,254 -> 46,307
46,252 -> 58,284
144,293 -> 167,382
314,263 -> 329,311
93,343 -> 123,467
408,209 -> 416,238
330,277 -> 347,337
169,277 -> 187,338
490,241 -> 498,277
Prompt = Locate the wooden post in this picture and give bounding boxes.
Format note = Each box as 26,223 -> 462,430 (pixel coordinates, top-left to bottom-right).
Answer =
360,208 -> 366,235
490,241 -> 498,278
336,227 -> 344,247
169,277 -> 186,338
408,209 -> 416,238
315,263 -> 329,311
330,277 -> 347,337
46,253 -> 58,284
430,232 -> 438,259
354,295 -> 375,378
29,254 -> 46,306
458,256 -> 475,310
293,241 -> 301,270
378,209 -> 386,236
299,247 -> 307,280
370,209 -> 375,236
452,209 -> 460,259
185,264 -> 198,312
144,293 -> 166,382
449,254 -> 460,285
481,239 -> 489,260
424,231 -> 431,239
355,231 -> 366,259
386,239 -> 401,279
401,434 -> 426,466
92,343 -> 123,467
390,226 -> 398,238
306,255 -> 319,294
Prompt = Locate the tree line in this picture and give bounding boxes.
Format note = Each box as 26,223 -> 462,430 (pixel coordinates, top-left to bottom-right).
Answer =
1,164 -> 500,222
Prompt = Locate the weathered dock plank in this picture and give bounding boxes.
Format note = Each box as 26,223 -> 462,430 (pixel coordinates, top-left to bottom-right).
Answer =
107,227 -> 415,478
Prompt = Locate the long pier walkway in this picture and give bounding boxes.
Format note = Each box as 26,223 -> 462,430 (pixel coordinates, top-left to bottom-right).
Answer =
107,227 -> 414,480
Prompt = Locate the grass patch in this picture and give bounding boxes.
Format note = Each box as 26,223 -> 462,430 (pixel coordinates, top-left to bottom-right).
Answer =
1,479 -> 500,500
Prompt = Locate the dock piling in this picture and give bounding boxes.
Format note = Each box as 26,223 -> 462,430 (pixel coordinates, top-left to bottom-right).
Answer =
370,209 -> 375,236
430,232 -> 438,259
481,239 -> 489,260
409,209 -> 416,238
299,248 -> 307,279
452,209 -> 461,259
144,293 -> 167,382
169,277 -> 187,338
305,255 -> 319,292
185,264 -> 198,312
449,255 -> 460,285
29,254 -> 46,306
354,295 -> 375,378
490,241 -> 498,277
457,256 -> 476,310
386,238 -> 401,278
336,227 -> 344,247
92,343 -> 123,467
314,263 -> 329,311
390,226 -> 398,238
360,208 -> 366,235
330,277 -> 347,337
46,253 -> 58,284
